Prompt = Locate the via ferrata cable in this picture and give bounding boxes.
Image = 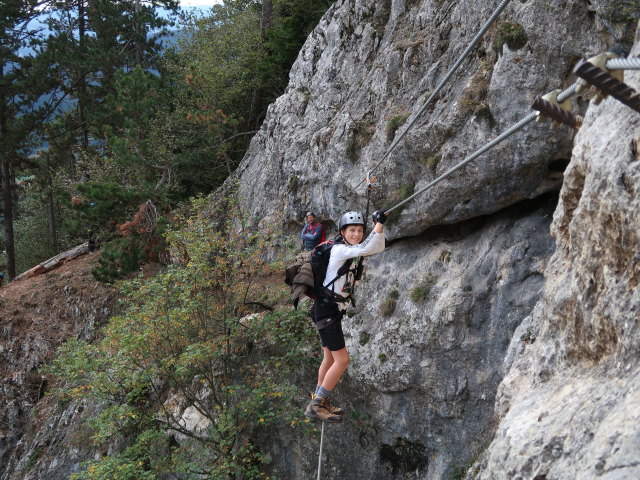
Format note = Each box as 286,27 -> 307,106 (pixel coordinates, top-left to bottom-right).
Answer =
344,0 -> 514,198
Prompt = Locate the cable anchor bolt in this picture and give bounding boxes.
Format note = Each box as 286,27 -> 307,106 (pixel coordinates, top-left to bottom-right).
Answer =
574,58 -> 640,114
532,90 -> 583,129
575,52 -> 624,105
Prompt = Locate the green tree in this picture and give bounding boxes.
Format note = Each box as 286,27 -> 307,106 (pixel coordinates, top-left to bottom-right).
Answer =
171,0 -> 333,173
49,191 -> 316,478
0,0 -> 59,280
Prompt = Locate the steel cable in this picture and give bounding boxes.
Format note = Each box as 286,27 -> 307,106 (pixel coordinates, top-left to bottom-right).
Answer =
317,422 -> 325,480
606,57 -> 640,70
385,83 -> 579,214
343,0 -> 513,197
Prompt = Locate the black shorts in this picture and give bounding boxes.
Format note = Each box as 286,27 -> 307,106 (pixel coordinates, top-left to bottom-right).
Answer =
318,319 -> 345,351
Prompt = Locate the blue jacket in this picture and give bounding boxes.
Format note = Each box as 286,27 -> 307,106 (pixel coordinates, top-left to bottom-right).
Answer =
300,222 -> 324,250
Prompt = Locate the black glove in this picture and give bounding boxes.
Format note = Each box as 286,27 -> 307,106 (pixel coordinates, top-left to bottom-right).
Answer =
372,210 -> 388,225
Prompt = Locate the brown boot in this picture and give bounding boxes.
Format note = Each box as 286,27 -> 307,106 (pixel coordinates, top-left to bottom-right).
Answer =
304,397 -> 343,423
310,393 -> 344,415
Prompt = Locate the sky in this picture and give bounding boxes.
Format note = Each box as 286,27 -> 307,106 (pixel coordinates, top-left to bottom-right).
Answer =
179,0 -> 221,6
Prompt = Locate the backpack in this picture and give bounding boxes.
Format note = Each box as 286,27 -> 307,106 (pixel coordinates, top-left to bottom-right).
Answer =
285,236 -> 363,308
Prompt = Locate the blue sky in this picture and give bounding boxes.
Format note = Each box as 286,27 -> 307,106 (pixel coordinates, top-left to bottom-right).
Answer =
179,1 -> 220,6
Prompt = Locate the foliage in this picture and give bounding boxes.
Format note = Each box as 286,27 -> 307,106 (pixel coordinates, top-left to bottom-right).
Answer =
380,297 -> 397,317
409,276 -> 437,303
495,22 -> 527,51
13,184 -> 58,274
386,109 -> 411,141
5,0 -> 333,280
423,154 -> 441,169
171,0 -> 332,166
48,192 -> 317,479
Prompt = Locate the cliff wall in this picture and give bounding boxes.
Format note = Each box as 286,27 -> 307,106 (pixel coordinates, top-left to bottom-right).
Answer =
233,0 -> 638,478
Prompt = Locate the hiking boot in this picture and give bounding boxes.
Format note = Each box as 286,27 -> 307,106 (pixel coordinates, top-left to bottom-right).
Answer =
310,393 -> 344,415
304,397 -> 343,423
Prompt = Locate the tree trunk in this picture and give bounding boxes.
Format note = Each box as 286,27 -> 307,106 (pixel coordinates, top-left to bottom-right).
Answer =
0,73 -> 16,281
135,0 -> 142,66
45,155 -> 59,251
259,0 -> 273,41
251,0 -> 273,129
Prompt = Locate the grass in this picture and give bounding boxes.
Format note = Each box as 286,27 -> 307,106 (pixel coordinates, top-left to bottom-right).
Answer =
495,22 -> 528,51
386,109 -> 411,141
380,288 -> 400,315
409,276 -> 437,303
424,153 -> 441,169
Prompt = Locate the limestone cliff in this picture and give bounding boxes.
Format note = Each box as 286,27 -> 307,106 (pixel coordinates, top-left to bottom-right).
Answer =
236,0 -> 610,240
232,0 -> 639,478
474,31 -> 640,480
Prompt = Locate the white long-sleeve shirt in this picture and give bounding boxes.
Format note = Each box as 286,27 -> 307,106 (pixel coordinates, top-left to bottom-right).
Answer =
323,231 -> 385,302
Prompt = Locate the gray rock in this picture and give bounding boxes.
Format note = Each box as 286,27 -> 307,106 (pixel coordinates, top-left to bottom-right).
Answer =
235,0 -> 606,240
474,24 -> 640,480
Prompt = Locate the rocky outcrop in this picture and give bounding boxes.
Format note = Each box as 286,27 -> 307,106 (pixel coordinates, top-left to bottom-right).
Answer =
473,30 -> 640,480
2,0 -> 637,479
231,0 -> 638,478
0,254 -> 117,480
262,194 -> 558,479
236,0 -> 609,240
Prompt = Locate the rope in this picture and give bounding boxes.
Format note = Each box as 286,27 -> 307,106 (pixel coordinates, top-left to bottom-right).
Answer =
317,421 -> 325,480
385,83 -> 579,214
343,0 -> 513,198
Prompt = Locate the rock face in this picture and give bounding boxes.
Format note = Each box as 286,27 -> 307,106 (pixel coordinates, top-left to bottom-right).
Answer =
0,254 -> 117,480
473,30 -> 640,480
236,0 -> 608,240
232,0 -> 638,478
262,194 -> 558,479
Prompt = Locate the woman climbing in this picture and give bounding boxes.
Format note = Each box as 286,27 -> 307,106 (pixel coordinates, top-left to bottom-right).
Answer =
305,209 -> 387,422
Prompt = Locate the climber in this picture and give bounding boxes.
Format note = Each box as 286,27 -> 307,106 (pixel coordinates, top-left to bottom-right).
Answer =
305,209 -> 387,423
300,211 -> 325,251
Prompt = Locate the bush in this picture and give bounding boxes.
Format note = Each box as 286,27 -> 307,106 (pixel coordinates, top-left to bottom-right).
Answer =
48,193 -> 317,479
495,22 -> 527,51
380,296 -> 397,316
386,110 -> 411,141
410,276 -> 437,303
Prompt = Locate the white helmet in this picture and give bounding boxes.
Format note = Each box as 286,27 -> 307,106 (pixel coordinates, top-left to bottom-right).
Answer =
338,211 -> 365,230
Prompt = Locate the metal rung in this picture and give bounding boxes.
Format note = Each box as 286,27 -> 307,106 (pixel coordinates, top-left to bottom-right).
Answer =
574,60 -> 640,113
532,96 -> 583,128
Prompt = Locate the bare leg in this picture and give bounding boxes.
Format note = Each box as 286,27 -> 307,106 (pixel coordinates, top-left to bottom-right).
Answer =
320,347 -> 350,391
317,347 -> 334,387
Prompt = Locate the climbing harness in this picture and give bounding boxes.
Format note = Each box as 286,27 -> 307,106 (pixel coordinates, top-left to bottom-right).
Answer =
317,422 -> 325,480
343,0 -> 514,198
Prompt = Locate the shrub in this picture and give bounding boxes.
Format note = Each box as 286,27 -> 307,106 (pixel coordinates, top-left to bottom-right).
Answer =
495,22 -> 527,51
48,193 -> 317,479
386,110 -> 411,141
424,154 -> 441,169
380,296 -> 397,316
410,276 -> 437,303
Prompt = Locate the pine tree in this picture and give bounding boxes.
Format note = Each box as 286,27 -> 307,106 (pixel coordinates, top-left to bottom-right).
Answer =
0,0 -> 58,280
